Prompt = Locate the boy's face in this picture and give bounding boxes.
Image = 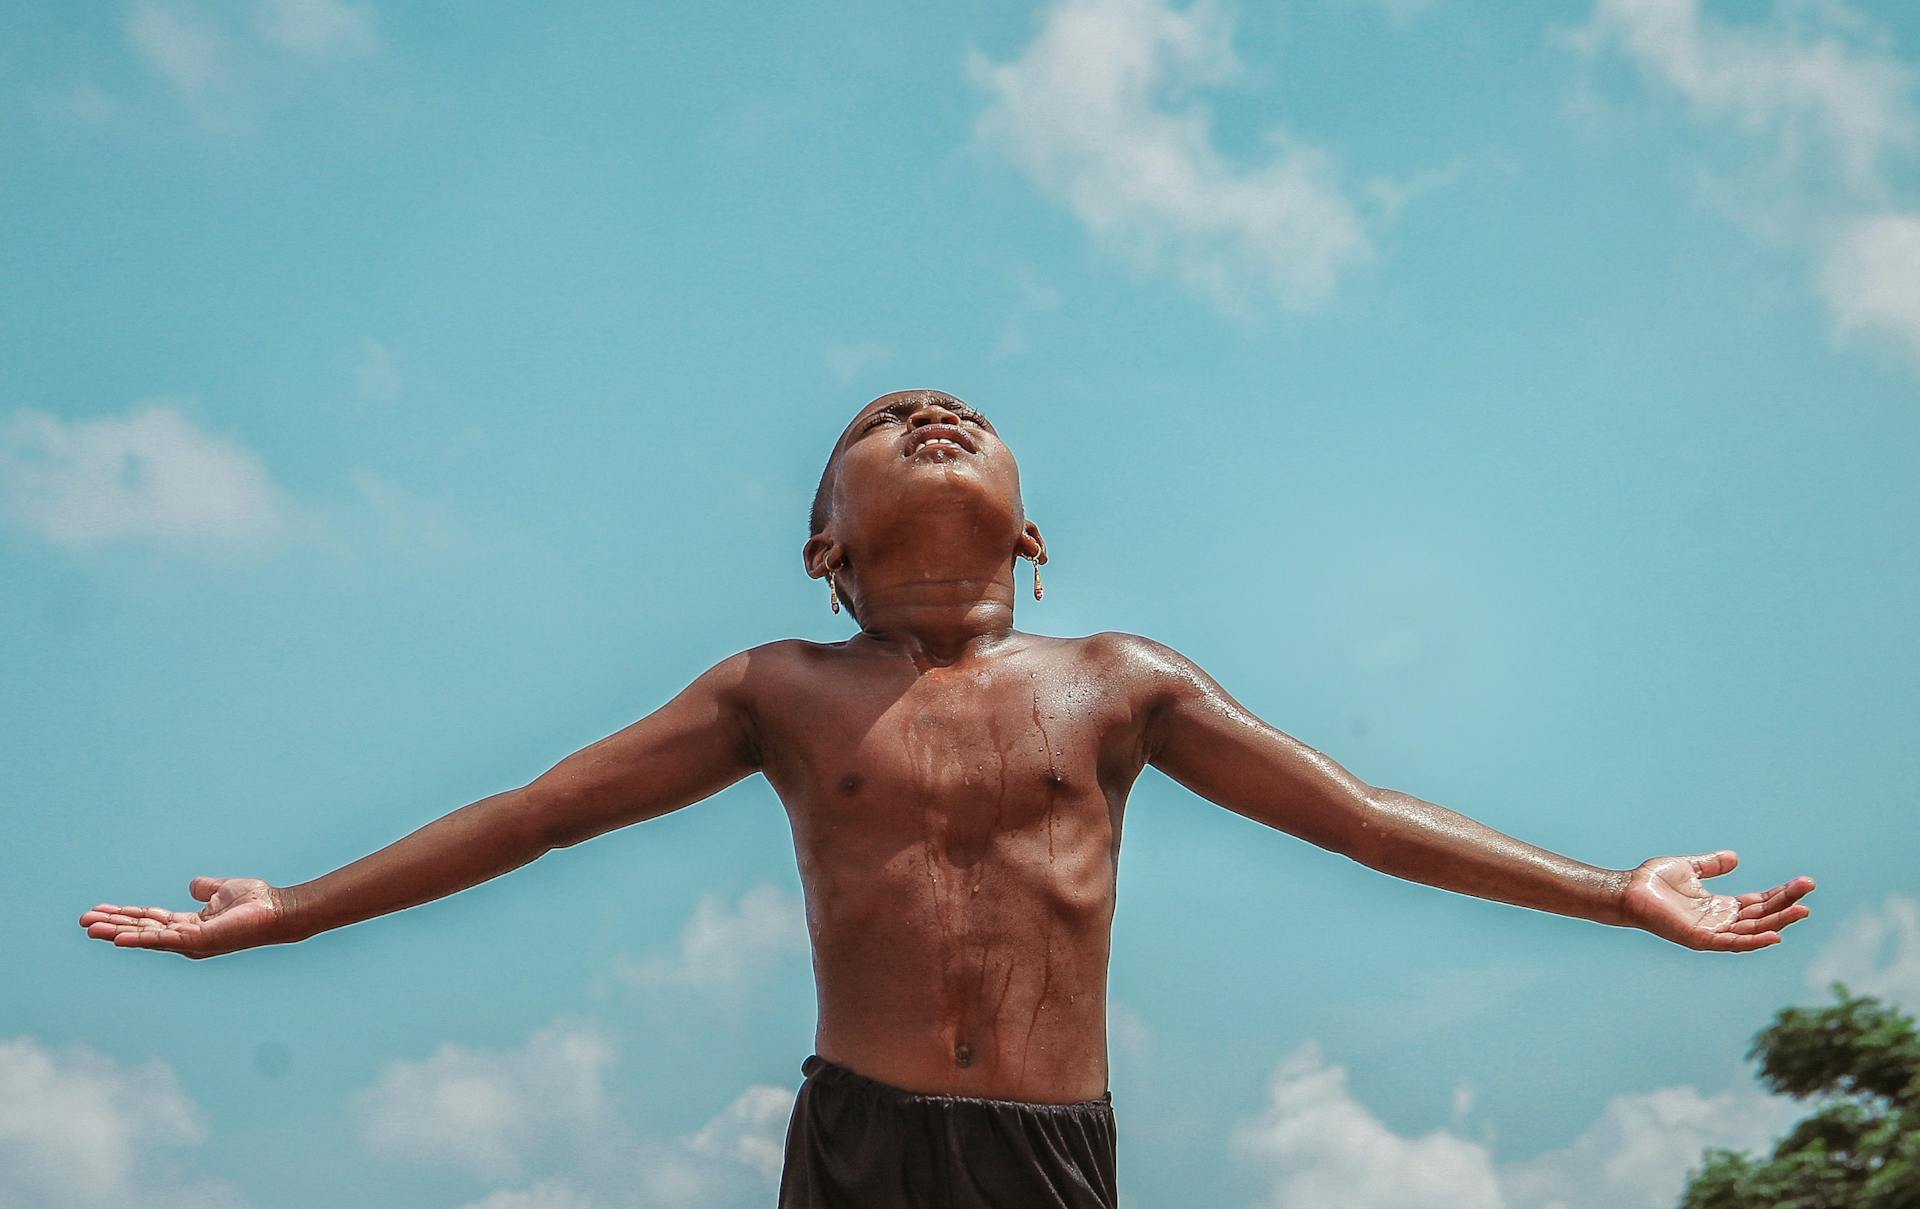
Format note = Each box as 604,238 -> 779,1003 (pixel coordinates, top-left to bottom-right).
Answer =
810,390 -> 1040,572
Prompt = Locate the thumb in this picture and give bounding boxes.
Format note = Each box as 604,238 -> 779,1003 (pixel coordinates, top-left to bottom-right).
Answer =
188,876 -> 223,902
1688,850 -> 1738,879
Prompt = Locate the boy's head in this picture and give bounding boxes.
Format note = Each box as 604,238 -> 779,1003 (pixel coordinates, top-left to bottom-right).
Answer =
804,389 -> 1045,623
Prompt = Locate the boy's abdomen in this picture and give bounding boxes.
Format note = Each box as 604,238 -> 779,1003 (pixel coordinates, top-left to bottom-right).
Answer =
797,796 -> 1120,1104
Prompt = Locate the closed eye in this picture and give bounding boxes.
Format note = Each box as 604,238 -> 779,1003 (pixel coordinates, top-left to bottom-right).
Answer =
859,403 -> 991,433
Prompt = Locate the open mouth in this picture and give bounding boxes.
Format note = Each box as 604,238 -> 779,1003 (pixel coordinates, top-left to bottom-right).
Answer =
901,425 -> 978,457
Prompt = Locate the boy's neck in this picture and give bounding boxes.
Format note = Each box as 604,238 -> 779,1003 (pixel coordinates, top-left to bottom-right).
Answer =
845,542 -> 1022,668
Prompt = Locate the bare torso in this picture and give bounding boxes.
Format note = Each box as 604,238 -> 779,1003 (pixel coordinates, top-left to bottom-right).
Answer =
749,630 -> 1149,1104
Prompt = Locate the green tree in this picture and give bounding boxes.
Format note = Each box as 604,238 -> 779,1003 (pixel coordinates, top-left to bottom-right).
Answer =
1679,982 -> 1920,1209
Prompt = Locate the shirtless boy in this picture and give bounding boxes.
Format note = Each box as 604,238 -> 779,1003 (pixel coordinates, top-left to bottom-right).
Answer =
80,388 -> 1818,1208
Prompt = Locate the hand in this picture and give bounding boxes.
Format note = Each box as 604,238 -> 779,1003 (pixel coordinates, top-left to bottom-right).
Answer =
78,876 -> 296,959
1620,850 -> 1814,952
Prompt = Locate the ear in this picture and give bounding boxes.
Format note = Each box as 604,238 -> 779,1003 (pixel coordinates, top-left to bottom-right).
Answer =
1018,519 -> 1047,565
803,534 -> 846,580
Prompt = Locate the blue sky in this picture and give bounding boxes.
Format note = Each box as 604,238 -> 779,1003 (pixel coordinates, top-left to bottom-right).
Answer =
5,1 -> 1918,1206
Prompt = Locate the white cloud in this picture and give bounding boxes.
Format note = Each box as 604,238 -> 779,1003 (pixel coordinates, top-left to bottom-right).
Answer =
614,884 -> 808,991
345,467 -> 469,555
1354,0 -> 1439,27
1109,999 -> 1153,1069
0,401 -> 298,556
1229,903 -> 1920,1207
967,0 -> 1376,317
1571,0 -> 1915,195
1449,1078 -> 1475,1128
254,0 -> 381,59
34,80 -> 120,126
1817,212 -> 1920,364
682,1084 -> 797,1188
1232,1040 -> 1505,1209
0,1035 -> 249,1209
1497,1082 -> 1800,1209
126,1 -> 228,98
1569,0 -> 1920,373
0,397 -> 478,564
354,338 -> 403,404
359,1015 -> 796,1209
1805,893 -> 1920,1010
454,1183 -> 597,1209
826,342 -> 894,387
123,0 -> 382,125
1230,1039 -> 1800,1209
354,1016 -> 617,1181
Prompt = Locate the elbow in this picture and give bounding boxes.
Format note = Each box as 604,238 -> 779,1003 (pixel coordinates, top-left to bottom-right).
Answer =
509,782 -> 575,853
1344,786 -> 1391,870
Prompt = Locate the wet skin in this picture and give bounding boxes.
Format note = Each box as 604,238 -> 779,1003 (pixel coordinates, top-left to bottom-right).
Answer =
750,629 -> 1148,1102
79,390 -> 1818,1106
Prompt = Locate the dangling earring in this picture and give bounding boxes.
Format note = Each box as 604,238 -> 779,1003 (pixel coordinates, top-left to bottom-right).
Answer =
1017,551 -> 1045,601
827,569 -> 841,614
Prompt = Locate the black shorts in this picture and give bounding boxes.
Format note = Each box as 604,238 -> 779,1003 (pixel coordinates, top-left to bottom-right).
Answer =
777,1053 -> 1119,1208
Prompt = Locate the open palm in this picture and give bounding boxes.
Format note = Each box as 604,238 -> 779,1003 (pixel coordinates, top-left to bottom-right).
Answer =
1621,850 -> 1814,952
78,876 -> 290,959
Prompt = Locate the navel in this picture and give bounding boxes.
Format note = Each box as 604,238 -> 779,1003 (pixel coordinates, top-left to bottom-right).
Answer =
953,1040 -> 975,1068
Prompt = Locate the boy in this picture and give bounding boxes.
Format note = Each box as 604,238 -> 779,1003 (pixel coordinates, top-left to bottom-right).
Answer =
81,389 -> 1817,1208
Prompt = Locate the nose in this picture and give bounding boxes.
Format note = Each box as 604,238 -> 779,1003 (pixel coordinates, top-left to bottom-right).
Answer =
908,400 -> 962,427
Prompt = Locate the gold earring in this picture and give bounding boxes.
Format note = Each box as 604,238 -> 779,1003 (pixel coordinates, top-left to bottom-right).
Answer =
1017,551 -> 1045,601
827,570 -> 841,614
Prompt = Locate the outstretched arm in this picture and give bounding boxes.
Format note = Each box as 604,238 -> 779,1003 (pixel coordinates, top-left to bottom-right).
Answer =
1120,634 -> 1813,952
79,650 -> 762,959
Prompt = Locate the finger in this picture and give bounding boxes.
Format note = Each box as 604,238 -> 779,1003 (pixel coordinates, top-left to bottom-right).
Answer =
1736,875 -> 1817,917
188,876 -> 221,902
1743,894 -> 1797,924
82,911 -> 153,929
113,928 -> 185,949
1689,851 -> 1738,878
1700,928 -> 1778,952
93,909 -> 172,928
1733,880 -> 1789,909
1732,904 -> 1810,934
88,928 -> 163,948
1736,883 -> 1796,918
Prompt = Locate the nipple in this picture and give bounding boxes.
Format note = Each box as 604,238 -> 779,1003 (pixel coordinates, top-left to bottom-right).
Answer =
953,1041 -> 974,1068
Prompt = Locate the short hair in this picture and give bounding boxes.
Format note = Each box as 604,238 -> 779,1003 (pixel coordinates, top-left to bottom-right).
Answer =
809,453 -> 833,543
809,449 -> 859,623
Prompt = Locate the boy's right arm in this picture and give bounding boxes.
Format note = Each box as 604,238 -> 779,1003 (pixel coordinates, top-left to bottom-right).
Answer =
78,650 -> 764,959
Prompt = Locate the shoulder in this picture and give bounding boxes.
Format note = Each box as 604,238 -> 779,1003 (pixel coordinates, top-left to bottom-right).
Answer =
710,637 -> 860,694
1073,629 -> 1193,668
1070,631 -> 1212,701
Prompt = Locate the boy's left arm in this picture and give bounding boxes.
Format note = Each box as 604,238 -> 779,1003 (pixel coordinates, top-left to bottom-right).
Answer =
1114,633 -> 1814,952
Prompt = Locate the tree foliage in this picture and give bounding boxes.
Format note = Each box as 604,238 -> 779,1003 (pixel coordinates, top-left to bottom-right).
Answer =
1678,982 -> 1920,1209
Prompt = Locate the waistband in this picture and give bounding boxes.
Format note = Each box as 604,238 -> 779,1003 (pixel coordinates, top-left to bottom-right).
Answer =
800,1053 -> 1114,1113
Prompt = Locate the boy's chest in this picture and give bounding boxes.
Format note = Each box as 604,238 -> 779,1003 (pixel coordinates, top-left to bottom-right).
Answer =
763,654 -> 1143,820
